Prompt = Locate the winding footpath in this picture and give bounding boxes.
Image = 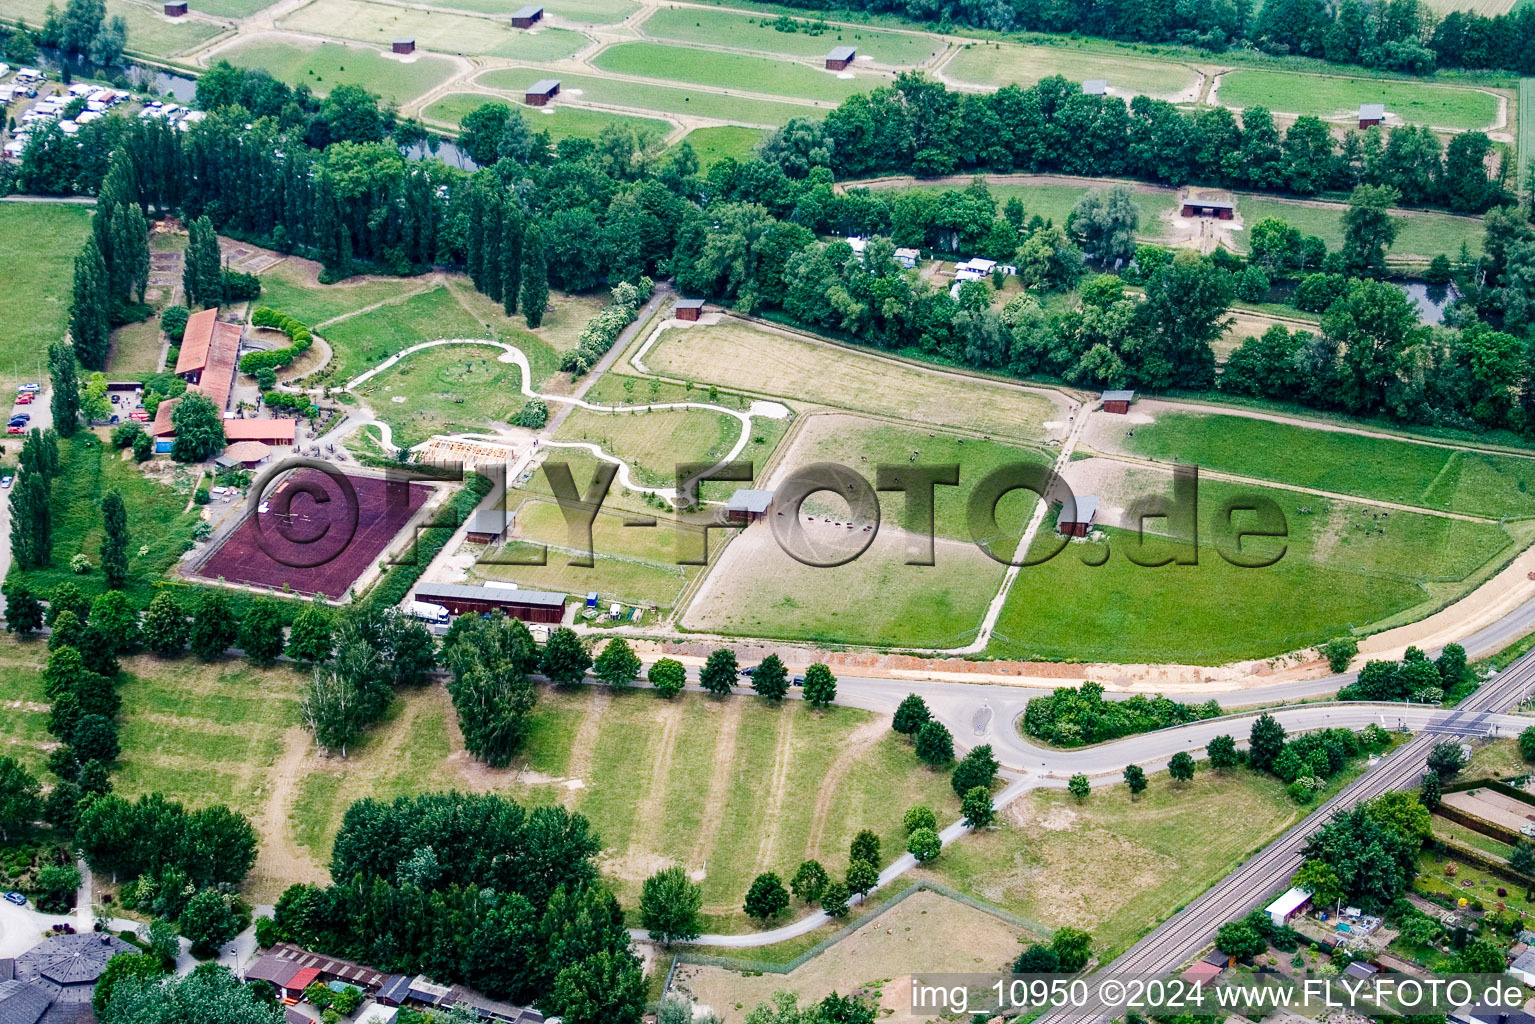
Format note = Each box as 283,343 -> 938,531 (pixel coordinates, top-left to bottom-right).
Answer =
342,335 -> 789,502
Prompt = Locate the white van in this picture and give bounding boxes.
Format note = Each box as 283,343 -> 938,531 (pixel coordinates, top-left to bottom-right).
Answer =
408,600 -> 450,624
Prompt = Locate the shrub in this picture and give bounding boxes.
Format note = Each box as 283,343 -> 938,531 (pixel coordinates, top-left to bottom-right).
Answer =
512,398 -> 548,429
160,305 -> 189,342
558,279 -> 652,377
240,307 -> 314,375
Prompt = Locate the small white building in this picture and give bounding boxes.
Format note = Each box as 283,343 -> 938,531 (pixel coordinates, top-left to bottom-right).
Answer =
1266,887 -> 1312,929
893,247 -> 919,269
845,236 -> 867,261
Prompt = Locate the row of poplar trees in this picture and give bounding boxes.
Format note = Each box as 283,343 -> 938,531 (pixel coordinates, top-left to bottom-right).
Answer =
68,149 -> 150,370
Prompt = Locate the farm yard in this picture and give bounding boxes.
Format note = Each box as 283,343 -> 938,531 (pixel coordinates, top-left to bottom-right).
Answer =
590,42 -> 882,102
473,67 -> 821,127
1111,411 -> 1535,519
277,0 -> 588,60
637,319 -> 1065,440
424,92 -> 674,141
941,42 -> 1200,99
637,7 -> 940,66
211,36 -> 460,105
1213,69 -> 1502,130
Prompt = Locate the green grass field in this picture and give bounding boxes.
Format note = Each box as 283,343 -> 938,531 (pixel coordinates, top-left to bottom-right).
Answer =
287,685 -> 959,925
111,0 -> 225,56
107,316 -> 165,375
359,343 -> 530,448
179,0 -> 274,17
0,639 -> 51,776
1231,195 -> 1484,258
474,67 -> 821,126
426,0 -> 636,21
6,435 -> 204,608
278,0 -> 586,60
943,41 -> 1198,98
255,263 -> 428,328
471,496 -> 705,608
293,277 -> 581,383
886,182 -> 1179,240
553,404 -> 742,487
642,320 -> 1059,440
424,92 -> 673,141
592,42 -> 877,102
214,36 -> 459,106
926,766 -> 1334,957
1216,69 -> 1500,130
681,125 -> 770,165
639,7 -> 939,66
1121,412 -> 1535,518
985,473 -> 1516,664
0,203 -> 93,389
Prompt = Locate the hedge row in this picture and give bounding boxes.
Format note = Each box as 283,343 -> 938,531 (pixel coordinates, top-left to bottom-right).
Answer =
559,280 -> 651,377
239,307 -> 314,374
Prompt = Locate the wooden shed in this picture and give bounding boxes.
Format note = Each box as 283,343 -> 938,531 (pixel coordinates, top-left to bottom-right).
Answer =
464,507 -> 510,544
392,37 -> 415,53
1180,195 -> 1235,219
825,46 -> 856,70
674,298 -> 706,321
525,79 -> 560,106
1358,103 -> 1385,128
511,4 -> 543,26
164,1 -> 187,16
413,582 -> 566,623
725,489 -> 773,523
1056,495 -> 1099,537
1101,389 -> 1135,414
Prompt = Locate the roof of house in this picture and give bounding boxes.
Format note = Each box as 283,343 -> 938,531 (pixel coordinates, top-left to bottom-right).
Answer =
465,508 -> 510,535
726,488 -> 774,512
0,980 -> 51,1024
246,955 -> 303,989
1510,948 -> 1535,974
415,582 -> 566,607
1266,887 -> 1312,917
1102,389 -> 1136,402
1360,103 -> 1386,119
527,79 -> 560,95
197,320 -> 242,412
394,37 -> 413,44
1344,961 -> 1379,980
224,418 -> 298,442
675,298 -> 706,309
444,986 -> 544,1022
1062,495 -> 1099,524
1082,79 -> 1108,93
285,1009 -> 310,1024
894,247 -> 920,257
1183,961 -> 1223,983
511,3 -> 543,16
1185,198 -> 1236,210
377,975 -> 413,1004
15,933 -> 133,991
827,45 -> 857,60
222,440 -> 273,463
174,307 -> 220,375
287,967 -> 321,992
355,1006 -> 398,1024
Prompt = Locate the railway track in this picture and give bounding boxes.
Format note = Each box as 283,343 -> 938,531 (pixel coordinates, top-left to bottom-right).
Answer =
1034,652 -> 1535,1024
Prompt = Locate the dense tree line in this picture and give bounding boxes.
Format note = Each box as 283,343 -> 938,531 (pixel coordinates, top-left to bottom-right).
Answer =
270,792 -> 643,1021
1023,681 -> 1223,746
742,0 -> 1535,75
8,429 -> 60,570
76,791 -> 258,888
1339,643 -> 1467,703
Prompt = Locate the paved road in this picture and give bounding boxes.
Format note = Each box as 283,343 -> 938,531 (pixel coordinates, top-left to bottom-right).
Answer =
1032,645 -> 1535,1024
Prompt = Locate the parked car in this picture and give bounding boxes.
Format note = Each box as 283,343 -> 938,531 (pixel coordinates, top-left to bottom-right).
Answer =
11,412 -> 30,423
7,425 -> 23,434
15,393 -> 33,404
129,410 -> 149,421
2,477 -> 12,489
3,891 -> 25,906
792,675 -> 805,687
17,383 -> 39,392
740,665 -> 757,677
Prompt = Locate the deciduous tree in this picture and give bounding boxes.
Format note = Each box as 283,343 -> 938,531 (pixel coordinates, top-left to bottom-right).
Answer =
640,865 -> 702,945
750,653 -> 788,700
802,662 -> 836,707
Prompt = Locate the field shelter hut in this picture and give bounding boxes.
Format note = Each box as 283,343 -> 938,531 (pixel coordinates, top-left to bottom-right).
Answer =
164,1 -> 187,15
392,37 -> 415,53
511,4 -> 543,26
1056,496 -> 1099,537
674,298 -> 706,321
825,46 -> 856,70
1101,389 -> 1135,414
1358,103 -> 1385,128
525,79 -> 560,106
